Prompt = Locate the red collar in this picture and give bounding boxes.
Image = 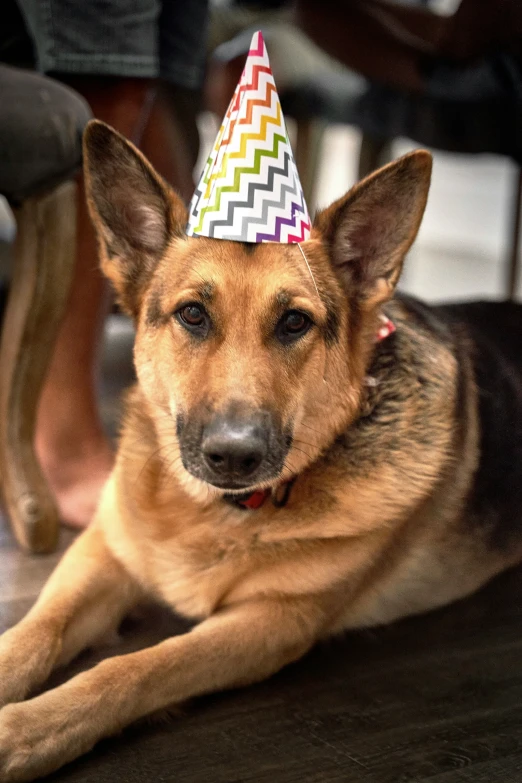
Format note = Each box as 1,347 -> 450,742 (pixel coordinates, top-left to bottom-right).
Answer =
224,478 -> 295,511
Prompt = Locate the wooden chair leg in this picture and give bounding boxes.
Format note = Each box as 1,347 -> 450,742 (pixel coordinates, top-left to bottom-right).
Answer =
358,133 -> 393,180
294,117 -> 327,215
0,181 -> 76,552
507,168 -> 522,301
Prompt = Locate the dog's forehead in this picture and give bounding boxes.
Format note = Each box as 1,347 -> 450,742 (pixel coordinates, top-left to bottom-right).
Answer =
161,237 -> 313,298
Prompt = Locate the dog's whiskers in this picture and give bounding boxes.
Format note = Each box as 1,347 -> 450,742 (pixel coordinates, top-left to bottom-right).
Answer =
132,441 -> 182,488
123,428 -> 176,452
299,421 -> 326,438
292,437 -> 318,451
291,445 -> 313,461
159,454 -> 184,484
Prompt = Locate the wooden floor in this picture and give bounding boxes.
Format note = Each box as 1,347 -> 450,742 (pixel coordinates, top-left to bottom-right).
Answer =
1,317 -> 522,783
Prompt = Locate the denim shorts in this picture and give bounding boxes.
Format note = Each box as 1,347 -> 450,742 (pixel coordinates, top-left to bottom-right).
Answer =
11,0 -> 209,89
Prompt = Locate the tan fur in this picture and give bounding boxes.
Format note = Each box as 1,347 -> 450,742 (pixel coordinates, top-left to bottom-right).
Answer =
0,121 -> 518,782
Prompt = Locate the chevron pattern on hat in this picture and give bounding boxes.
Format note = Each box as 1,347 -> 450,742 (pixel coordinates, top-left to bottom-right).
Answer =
186,30 -> 311,244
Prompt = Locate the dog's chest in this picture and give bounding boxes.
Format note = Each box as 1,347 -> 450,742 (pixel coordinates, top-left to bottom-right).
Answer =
130,522 -> 266,618
118,510 -> 361,622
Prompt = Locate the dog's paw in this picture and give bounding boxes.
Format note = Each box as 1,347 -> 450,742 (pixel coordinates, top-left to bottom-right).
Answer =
0,685 -> 102,783
0,623 -> 60,709
0,629 -> 29,708
0,699 -> 82,783
0,703 -> 45,782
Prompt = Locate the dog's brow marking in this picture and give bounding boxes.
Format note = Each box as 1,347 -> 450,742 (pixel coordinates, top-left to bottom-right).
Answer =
297,243 -> 320,298
277,291 -> 292,308
199,282 -> 214,302
146,293 -> 169,327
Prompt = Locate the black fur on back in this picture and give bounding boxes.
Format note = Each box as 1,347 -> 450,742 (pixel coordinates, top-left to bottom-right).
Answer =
429,300 -> 522,550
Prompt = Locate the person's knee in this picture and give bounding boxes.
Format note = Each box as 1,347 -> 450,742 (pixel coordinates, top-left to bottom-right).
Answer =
159,81 -> 201,165
52,75 -> 157,142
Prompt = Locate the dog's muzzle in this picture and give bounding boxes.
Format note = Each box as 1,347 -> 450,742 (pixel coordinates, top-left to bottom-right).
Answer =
177,405 -> 292,490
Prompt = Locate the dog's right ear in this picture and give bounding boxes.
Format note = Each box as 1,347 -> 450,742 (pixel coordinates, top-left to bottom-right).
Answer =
314,150 -> 432,309
83,120 -> 188,318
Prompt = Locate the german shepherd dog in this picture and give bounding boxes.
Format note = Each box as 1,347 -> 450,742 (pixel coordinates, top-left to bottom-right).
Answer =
0,120 -> 521,781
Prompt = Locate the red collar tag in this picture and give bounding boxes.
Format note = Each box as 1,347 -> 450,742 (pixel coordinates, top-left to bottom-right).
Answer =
238,489 -> 269,510
377,313 -> 396,342
228,478 -> 295,511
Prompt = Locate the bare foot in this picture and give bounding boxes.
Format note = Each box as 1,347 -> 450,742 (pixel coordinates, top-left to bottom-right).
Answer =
36,440 -> 114,529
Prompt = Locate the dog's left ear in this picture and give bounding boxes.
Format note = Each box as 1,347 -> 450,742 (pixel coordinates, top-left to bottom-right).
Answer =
314,150 -> 432,308
83,120 -> 188,318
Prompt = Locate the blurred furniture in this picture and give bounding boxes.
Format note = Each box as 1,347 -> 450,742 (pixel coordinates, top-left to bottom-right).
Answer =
0,65 -> 91,552
209,20 -> 522,300
283,62 -> 522,300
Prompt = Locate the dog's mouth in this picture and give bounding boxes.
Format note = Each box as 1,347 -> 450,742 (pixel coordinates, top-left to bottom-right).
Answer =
194,475 -> 270,492
176,407 -> 292,492
179,449 -> 288,493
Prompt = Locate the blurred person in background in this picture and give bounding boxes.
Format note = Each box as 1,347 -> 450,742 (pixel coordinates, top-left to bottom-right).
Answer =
1,0 -> 209,528
206,0 -> 521,165
295,0 -> 522,95
208,0 -> 521,109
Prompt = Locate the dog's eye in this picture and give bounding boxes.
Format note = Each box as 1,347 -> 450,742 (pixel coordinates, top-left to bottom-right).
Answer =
176,303 -> 209,334
276,310 -> 312,344
285,312 -> 308,333
180,304 -> 205,326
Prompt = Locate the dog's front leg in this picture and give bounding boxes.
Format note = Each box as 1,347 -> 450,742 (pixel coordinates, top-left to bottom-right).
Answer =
0,524 -> 139,709
0,596 -> 324,782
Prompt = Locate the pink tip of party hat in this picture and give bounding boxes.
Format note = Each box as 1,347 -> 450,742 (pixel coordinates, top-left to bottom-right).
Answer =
187,31 -> 311,244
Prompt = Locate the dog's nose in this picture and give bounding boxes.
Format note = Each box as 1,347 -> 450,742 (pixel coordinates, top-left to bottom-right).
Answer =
201,418 -> 268,478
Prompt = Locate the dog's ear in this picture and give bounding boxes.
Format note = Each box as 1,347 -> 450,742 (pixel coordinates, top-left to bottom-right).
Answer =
83,120 -> 188,318
314,151 -> 432,308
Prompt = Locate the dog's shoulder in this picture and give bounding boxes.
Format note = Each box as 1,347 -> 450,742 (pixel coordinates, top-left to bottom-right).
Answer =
308,294 -> 467,548
333,294 -> 460,468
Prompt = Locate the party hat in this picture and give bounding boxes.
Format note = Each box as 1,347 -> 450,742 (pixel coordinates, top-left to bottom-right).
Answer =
187,31 -> 311,243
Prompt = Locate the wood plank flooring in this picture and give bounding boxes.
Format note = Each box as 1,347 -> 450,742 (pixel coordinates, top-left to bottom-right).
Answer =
1,317 -> 522,783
